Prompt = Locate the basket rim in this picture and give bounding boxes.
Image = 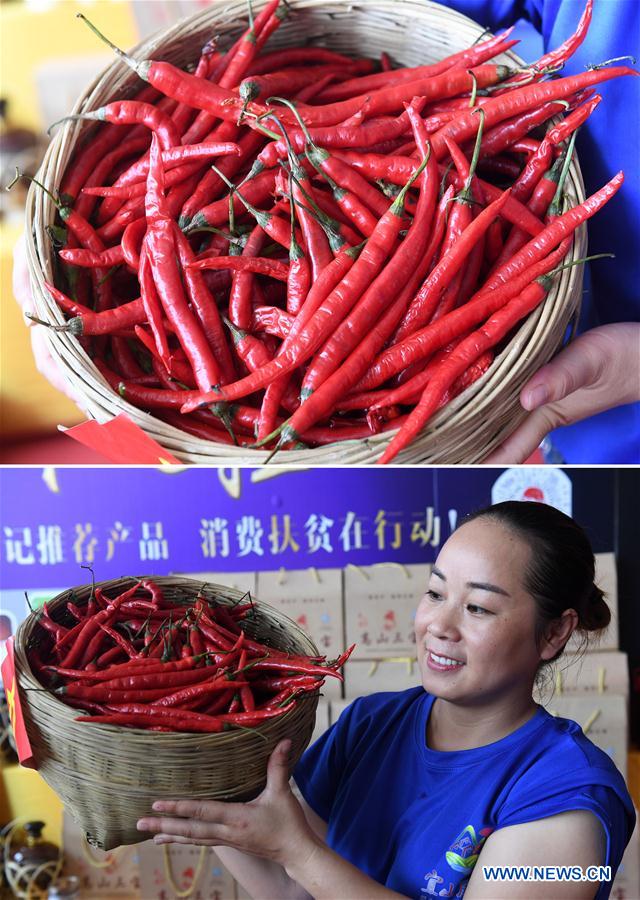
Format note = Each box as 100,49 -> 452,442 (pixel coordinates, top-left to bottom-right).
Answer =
24,0 -> 588,464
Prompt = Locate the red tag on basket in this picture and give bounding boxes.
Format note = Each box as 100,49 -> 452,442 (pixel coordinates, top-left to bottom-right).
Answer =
1,638 -> 35,768
63,414 -> 181,465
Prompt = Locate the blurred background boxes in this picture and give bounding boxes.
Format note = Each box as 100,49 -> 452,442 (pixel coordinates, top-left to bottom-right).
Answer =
611,813 -> 639,900
542,694 -> 628,781
137,844 -> 235,900
343,563 -> 430,657
182,571 -> 257,596
310,701 -> 330,746
257,568 -> 344,699
566,553 -> 619,654
329,699 -> 351,727
534,651 -> 629,705
343,657 -> 420,699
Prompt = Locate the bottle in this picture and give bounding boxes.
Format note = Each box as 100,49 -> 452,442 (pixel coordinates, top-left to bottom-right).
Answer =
9,821 -> 60,893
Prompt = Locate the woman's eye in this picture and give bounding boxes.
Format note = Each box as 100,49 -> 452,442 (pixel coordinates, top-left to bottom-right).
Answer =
467,604 -> 491,615
425,589 -> 443,601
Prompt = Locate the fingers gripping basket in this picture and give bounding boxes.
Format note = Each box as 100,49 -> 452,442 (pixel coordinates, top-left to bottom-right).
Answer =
25,0 -> 587,464
13,576 -> 320,851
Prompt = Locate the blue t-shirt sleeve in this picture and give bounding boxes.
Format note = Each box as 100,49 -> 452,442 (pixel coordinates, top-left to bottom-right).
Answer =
497,761 -> 635,874
498,779 -> 635,877
293,700 -> 359,822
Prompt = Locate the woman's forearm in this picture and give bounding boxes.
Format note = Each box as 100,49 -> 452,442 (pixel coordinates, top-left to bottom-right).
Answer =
214,845 -> 313,900
284,838 -> 408,900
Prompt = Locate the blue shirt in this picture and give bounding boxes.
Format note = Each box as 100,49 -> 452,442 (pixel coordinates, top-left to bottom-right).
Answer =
441,1 -> 640,462
294,689 -> 636,899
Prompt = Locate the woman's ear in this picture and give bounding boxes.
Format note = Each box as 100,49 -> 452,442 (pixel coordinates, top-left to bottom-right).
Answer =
539,608 -> 578,661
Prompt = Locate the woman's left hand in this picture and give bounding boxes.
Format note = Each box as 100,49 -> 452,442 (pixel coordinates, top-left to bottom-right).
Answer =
136,739 -> 319,870
483,323 -> 640,463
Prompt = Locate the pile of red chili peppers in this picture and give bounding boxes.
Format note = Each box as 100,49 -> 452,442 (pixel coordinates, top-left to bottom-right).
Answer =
28,579 -> 353,733
37,0 -> 636,462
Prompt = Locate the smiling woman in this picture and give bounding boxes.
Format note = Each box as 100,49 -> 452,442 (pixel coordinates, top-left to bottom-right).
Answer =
415,502 -> 610,744
136,501 -> 635,900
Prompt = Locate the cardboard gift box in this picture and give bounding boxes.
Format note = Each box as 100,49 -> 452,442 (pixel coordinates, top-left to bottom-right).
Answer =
256,568 -> 344,699
611,810 -> 639,900
343,657 -> 420,700
137,843 -> 236,900
309,700 -> 330,747
329,699 -> 353,727
62,812 -> 142,897
181,571 -> 257,597
541,694 -> 628,781
534,651 -> 629,705
343,563 -> 431,658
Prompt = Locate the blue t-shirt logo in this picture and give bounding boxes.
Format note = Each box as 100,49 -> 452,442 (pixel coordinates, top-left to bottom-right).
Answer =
445,825 -> 493,873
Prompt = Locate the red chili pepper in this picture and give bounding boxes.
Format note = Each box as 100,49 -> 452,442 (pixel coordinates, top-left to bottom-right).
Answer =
145,134 -> 222,392
500,0 -> 593,92
137,242 -> 171,365
316,29 -> 515,104
249,47 -> 369,76
76,707 -> 226,733
485,170 -> 623,292
184,167 -> 277,232
151,675 -> 250,708
430,65 -> 637,162
278,64 -> 509,129
55,100 -> 181,150
189,255 -> 290,281
178,238 -> 366,412
36,609 -> 67,643
179,127 -> 267,228
354,237 -> 573,394
394,188 -> 511,343
73,135 -> 150,221
377,274 -> 559,464
60,583 -> 141,669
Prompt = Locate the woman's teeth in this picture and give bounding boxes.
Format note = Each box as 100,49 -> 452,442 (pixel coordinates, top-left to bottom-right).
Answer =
429,652 -> 463,667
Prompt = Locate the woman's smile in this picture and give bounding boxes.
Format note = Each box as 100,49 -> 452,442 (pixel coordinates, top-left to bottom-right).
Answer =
425,649 -> 465,671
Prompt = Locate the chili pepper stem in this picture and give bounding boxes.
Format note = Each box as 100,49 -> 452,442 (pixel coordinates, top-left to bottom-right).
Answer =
549,130 -> 578,218
251,418 -> 290,449
25,313 -> 71,332
586,55 -> 636,71
47,112 -> 105,136
8,169 -> 63,212
210,164 -> 263,224
76,14 -> 149,79
550,252 -> 615,277
209,402 -> 239,445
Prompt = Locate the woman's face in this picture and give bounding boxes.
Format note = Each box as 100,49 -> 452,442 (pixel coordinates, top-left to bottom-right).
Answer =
414,517 -> 544,707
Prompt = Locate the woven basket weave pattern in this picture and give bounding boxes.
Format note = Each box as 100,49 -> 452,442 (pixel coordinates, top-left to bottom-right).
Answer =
14,576 -> 319,850
25,0 -> 587,464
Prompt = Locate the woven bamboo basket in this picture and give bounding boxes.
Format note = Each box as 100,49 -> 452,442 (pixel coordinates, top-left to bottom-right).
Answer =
24,0 -> 587,464
13,576 -> 320,850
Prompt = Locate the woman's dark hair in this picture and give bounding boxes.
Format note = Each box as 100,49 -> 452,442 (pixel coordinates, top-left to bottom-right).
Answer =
462,501 -> 610,661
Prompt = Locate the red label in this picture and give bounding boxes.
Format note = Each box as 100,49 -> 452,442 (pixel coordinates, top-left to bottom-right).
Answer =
64,414 -> 182,465
1,638 -> 35,768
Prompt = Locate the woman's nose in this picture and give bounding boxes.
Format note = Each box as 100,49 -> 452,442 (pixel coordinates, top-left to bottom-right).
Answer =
426,601 -> 460,640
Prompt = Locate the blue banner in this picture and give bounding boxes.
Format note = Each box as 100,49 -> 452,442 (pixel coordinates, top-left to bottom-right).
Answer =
0,466 -> 615,592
